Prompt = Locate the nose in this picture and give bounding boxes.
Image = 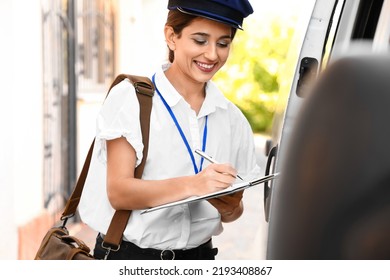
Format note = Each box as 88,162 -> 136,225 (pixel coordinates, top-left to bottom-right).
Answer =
204,44 -> 218,61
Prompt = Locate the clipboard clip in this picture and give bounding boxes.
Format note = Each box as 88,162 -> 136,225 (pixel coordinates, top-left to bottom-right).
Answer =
249,172 -> 280,186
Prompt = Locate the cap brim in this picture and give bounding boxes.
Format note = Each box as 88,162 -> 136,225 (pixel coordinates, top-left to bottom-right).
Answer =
176,7 -> 243,30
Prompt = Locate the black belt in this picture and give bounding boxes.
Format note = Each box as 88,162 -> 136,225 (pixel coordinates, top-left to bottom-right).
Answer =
97,234 -> 218,260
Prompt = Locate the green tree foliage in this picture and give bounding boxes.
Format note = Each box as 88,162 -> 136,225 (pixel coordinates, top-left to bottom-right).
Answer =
213,18 -> 295,133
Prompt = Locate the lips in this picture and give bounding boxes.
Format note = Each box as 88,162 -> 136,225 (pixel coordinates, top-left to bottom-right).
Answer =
195,61 -> 216,72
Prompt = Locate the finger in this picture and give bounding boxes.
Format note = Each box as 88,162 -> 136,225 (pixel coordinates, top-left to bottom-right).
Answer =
228,190 -> 244,199
208,197 -> 237,214
207,198 -> 230,213
210,169 -> 238,186
214,193 -> 242,206
212,163 -> 238,179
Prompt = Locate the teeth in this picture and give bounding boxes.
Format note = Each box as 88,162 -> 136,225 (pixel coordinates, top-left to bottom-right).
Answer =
197,62 -> 214,69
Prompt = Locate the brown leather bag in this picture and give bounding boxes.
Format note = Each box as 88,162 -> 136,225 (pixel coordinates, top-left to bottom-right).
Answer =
34,74 -> 154,260
34,227 -> 94,260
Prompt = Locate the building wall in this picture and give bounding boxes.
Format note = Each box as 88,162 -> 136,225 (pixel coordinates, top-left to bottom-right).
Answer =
77,0 -> 169,177
117,0 -> 167,76
0,0 -> 44,259
0,0 -> 17,260
0,0 -> 170,260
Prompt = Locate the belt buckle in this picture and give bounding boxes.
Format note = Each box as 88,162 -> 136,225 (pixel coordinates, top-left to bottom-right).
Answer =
160,249 -> 175,260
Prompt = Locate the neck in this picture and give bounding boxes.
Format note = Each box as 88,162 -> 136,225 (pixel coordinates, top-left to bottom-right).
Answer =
165,68 -> 206,114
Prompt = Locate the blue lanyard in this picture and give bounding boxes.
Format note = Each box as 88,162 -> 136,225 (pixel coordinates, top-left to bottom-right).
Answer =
152,74 -> 208,174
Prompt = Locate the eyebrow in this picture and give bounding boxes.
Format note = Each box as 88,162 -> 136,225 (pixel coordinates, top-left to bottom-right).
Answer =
191,32 -> 232,40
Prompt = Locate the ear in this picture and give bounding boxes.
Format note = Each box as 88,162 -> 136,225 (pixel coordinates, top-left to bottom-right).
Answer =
164,25 -> 176,51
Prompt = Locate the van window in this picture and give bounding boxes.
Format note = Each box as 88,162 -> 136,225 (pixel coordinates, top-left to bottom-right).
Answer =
352,0 -> 384,39
322,0 -> 345,70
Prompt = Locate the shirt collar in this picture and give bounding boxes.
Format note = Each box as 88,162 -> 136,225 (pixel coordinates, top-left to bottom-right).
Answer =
199,81 -> 229,118
155,64 -> 230,117
155,65 -> 182,107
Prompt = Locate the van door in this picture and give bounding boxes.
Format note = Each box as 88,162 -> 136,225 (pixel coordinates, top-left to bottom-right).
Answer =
264,0 -> 341,222
265,0 -> 389,259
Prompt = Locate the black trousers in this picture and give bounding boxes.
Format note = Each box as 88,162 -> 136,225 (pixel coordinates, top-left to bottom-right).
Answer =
93,234 -> 218,260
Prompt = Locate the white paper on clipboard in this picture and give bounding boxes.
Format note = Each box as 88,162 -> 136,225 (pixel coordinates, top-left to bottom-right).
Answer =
140,172 -> 280,214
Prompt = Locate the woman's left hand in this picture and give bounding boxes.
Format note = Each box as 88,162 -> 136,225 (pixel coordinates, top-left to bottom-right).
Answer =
207,190 -> 244,223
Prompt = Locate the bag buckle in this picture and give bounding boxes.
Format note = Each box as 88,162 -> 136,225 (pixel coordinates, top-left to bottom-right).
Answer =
101,241 -> 120,260
160,249 -> 175,260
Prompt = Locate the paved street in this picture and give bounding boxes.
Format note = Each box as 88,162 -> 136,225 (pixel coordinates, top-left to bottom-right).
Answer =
70,95 -> 270,260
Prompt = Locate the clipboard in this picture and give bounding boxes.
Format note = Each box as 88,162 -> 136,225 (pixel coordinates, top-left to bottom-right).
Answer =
140,172 -> 280,214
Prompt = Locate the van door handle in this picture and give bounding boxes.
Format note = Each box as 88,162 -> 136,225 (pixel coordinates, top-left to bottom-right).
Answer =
264,145 -> 278,222
297,57 -> 318,97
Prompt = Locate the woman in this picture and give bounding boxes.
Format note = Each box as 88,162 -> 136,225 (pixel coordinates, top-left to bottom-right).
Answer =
79,0 -> 260,260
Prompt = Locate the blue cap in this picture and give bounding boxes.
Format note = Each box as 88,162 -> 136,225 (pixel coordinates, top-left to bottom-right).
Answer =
167,0 -> 253,30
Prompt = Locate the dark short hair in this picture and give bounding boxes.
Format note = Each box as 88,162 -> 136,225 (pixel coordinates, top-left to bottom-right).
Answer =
165,10 -> 237,63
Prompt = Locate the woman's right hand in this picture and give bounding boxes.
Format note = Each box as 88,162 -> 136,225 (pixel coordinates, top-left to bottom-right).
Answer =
106,137 -> 238,209
191,163 -> 238,196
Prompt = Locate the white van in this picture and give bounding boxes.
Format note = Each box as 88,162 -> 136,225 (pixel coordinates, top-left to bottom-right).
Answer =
264,0 -> 390,259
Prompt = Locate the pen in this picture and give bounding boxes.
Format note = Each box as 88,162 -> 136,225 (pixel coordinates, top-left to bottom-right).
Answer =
195,149 -> 244,181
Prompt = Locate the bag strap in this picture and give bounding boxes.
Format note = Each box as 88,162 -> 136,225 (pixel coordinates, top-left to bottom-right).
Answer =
61,74 -> 154,249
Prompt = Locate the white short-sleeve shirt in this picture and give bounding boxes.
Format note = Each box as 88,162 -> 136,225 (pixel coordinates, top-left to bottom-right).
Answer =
79,64 -> 261,250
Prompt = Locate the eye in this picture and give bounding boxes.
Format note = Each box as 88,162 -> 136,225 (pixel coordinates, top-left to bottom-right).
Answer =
217,40 -> 231,48
192,38 -> 208,45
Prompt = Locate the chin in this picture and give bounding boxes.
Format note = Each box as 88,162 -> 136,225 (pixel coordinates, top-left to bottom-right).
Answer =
194,71 -> 217,83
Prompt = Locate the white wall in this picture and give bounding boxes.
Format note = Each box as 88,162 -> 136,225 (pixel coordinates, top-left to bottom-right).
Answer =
117,0 -> 167,76
0,0 -> 43,259
0,0 -> 17,260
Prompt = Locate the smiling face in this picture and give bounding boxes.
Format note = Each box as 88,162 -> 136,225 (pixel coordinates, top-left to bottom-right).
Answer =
165,17 -> 233,84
